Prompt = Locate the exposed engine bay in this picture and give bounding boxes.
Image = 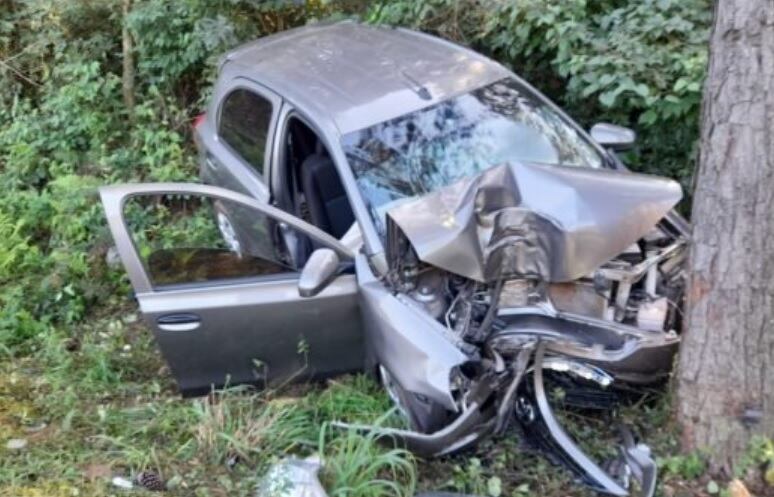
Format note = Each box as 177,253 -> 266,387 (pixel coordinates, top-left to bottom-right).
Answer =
391,223 -> 684,346
340,162 -> 687,497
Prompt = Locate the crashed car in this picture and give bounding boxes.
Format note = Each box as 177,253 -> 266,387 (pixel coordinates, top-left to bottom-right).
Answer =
101,21 -> 688,497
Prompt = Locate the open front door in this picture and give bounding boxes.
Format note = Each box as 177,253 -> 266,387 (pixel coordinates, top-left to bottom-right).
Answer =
101,183 -> 363,395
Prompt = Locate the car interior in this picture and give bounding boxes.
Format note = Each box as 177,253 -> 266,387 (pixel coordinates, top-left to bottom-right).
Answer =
274,116 -> 356,268
280,117 -> 355,237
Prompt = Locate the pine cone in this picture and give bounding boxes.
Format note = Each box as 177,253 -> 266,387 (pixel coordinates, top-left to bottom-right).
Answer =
135,471 -> 166,491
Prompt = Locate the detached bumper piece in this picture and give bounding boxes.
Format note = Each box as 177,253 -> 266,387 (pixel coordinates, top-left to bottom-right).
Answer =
335,342 -> 658,497
516,343 -> 657,497
333,379 -> 497,458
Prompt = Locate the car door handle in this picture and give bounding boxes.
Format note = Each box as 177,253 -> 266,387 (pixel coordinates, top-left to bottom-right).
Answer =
157,313 -> 201,332
205,155 -> 218,172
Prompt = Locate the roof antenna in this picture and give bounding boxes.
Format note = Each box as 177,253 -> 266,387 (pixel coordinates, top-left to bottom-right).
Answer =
401,70 -> 432,100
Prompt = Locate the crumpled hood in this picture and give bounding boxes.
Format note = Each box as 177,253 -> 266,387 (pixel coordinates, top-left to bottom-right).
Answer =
386,162 -> 682,283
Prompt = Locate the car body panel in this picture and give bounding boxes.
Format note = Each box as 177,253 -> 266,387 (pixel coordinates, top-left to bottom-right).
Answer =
387,162 -> 682,283
355,254 -> 468,411
137,274 -> 363,395
99,183 -> 361,394
223,21 -> 510,135
198,77 -> 282,200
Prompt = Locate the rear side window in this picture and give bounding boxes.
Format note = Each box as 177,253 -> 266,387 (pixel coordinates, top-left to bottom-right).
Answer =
218,89 -> 273,176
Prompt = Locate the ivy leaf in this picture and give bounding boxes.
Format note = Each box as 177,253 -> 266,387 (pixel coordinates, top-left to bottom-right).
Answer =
639,109 -> 659,126
634,83 -> 651,98
599,90 -> 617,107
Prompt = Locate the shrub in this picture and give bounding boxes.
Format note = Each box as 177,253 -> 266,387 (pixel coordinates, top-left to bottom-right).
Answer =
371,0 -> 711,193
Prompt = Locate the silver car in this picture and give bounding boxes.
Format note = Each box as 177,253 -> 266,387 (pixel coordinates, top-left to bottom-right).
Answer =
102,21 -> 688,497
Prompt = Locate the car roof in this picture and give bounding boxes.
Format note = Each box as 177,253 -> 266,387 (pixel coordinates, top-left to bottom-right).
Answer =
222,21 -> 510,135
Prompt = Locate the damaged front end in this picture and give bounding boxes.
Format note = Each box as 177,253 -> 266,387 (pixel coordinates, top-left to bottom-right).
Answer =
346,162 -> 686,496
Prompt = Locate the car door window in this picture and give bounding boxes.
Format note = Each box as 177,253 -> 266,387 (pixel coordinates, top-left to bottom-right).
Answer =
123,192 -> 298,288
218,89 -> 273,177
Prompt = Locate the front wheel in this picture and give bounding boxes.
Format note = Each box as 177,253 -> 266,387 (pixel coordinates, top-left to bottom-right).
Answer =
378,364 -> 452,434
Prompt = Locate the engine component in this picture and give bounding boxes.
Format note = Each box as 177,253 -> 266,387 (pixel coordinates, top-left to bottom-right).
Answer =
548,281 -> 608,318
636,297 -> 668,332
408,270 -> 448,320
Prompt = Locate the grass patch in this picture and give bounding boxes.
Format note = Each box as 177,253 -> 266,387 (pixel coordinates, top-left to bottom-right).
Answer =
2,304 -> 770,497
318,426 -> 416,497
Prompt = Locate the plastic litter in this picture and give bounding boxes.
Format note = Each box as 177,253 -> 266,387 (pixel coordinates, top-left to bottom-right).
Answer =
256,457 -> 327,497
111,476 -> 134,489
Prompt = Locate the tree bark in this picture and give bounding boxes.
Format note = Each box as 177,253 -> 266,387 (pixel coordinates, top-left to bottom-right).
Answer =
121,0 -> 135,114
677,0 -> 774,472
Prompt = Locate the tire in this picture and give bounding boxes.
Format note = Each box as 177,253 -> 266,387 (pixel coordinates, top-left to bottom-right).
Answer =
378,364 -> 452,434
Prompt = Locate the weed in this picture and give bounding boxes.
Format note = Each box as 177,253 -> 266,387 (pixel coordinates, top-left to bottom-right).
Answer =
318,424 -> 416,497
193,386 -> 311,467
658,452 -> 706,479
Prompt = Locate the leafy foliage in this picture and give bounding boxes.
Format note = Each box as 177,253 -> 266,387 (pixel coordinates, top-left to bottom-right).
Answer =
0,0 -> 361,350
371,0 -> 711,191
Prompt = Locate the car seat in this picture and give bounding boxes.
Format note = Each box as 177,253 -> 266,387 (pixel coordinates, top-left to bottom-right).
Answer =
300,154 -> 355,239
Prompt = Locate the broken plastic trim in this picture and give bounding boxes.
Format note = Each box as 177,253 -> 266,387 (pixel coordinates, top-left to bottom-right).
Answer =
332,380 -> 496,457
618,426 -> 657,497
531,342 -> 628,496
528,343 -> 657,497
257,457 -> 328,497
334,344 -> 657,497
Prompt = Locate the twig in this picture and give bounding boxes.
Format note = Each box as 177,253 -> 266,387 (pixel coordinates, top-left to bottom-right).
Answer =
0,59 -> 41,87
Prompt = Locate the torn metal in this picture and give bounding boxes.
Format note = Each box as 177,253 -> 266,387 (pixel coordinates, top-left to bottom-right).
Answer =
348,161 -> 684,497
386,162 -> 682,283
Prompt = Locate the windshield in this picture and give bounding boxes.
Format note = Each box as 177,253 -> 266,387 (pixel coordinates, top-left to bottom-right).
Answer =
341,78 -> 605,235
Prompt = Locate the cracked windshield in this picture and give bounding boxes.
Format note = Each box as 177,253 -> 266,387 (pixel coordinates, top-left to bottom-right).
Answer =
342,78 -> 604,234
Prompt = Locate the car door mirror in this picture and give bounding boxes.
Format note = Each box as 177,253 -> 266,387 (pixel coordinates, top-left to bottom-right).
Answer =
298,248 -> 340,297
590,123 -> 636,151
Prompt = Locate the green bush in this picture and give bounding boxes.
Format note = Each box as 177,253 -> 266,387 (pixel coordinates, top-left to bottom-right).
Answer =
0,0 -> 362,351
371,0 -> 711,192
0,0 -> 708,353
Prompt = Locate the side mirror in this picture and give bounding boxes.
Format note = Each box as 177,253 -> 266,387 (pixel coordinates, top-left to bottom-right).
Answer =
590,123 -> 636,151
298,248 -> 340,298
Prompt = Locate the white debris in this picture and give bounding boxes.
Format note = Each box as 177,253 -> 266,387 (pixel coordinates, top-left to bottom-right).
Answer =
6,438 -> 27,450
106,246 -> 122,268
111,476 -> 134,489
256,456 -> 327,497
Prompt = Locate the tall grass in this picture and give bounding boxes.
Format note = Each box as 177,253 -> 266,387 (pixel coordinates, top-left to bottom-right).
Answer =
193,386 -> 312,467
318,424 -> 416,497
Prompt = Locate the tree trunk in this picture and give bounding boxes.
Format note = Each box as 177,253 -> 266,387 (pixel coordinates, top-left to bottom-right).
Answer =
121,0 -> 135,114
677,0 -> 774,472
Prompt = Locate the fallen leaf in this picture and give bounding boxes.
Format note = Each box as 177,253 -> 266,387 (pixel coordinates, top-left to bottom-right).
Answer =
83,463 -> 112,482
765,465 -> 774,487
728,478 -> 751,497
